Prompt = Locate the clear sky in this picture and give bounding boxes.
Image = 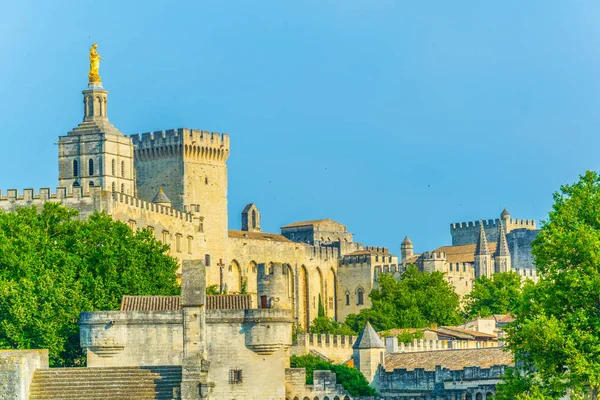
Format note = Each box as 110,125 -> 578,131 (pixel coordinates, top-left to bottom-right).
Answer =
1,1 -> 599,253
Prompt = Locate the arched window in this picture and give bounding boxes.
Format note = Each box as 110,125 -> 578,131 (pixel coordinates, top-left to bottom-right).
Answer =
121,161 -> 125,178
476,394 -> 483,400
73,181 -> 80,188
357,287 -> 364,305
345,291 -> 350,306
89,182 -> 94,190
88,159 -> 94,176
252,210 -> 256,228
121,183 -> 125,193
111,159 -> 115,176
73,160 -> 79,177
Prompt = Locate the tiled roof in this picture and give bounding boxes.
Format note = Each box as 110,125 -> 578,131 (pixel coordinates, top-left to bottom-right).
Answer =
434,243 -> 498,263
228,230 -> 292,243
384,348 -> 513,372
403,254 -> 420,265
344,250 -> 388,256
281,219 -> 332,228
437,326 -> 497,339
120,295 -> 252,311
353,322 -> 385,349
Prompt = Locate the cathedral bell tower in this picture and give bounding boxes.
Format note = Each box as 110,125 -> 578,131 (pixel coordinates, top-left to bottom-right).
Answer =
58,44 -> 135,195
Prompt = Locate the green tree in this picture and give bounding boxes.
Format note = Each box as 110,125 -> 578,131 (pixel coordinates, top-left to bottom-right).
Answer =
344,268 -> 462,333
318,294 -> 325,318
463,271 -> 523,319
0,203 -> 180,367
496,171 -> 600,399
309,316 -> 356,336
290,354 -> 376,396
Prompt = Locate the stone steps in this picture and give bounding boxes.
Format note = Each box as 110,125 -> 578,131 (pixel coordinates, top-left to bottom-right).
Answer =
29,366 -> 181,400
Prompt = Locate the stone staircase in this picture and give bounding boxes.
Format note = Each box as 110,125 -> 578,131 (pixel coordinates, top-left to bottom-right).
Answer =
29,366 -> 182,400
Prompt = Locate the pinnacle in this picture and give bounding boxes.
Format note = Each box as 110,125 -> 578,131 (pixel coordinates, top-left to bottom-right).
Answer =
475,223 -> 490,256
353,321 -> 385,349
495,221 -> 510,257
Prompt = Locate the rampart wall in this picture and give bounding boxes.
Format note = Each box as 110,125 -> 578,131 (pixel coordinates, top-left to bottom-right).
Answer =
0,350 -> 48,400
285,369 -> 351,400
450,218 -> 537,246
385,337 -> 498,353
290,333 -> 357,364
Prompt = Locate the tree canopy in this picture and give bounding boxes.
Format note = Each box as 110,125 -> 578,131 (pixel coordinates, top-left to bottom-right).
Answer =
496,171 -> 600,399
463,271 -> 524,319
309,316 -> 356,336
290,354 -> 376,397
344,267 -> 462,333
0,203 -> 180,366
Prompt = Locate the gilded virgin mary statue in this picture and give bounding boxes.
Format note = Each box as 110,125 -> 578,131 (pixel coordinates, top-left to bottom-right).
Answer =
88,43 -> 103,84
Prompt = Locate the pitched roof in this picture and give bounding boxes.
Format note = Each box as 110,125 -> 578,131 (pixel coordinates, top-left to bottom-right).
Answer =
228,230 -> 292,243
437,326 -> 497,339
402,236 -> 413,246
281,219 -> 333,229
152,188 -> 171,204
433,243 -> 498,263
242,203 -> 257,213
475,224 -> 490,256
353,322 -> 385,349
501,208 -> 510,218
120,295 -> 252,311
384,348 -> 513,372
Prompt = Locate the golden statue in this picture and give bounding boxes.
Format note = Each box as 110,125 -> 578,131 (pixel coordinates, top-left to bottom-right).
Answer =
88,43 -> 103,84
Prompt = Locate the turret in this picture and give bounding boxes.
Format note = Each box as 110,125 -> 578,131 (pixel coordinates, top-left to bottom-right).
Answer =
257,263 -> 291,310
400,236 -> 414,263
241,203 -> 261,232
421,251 -> 446,273
352,322 -> 385,387
494,221 -> 511,273
474,223 -> 492,278
152,187 -> 172,207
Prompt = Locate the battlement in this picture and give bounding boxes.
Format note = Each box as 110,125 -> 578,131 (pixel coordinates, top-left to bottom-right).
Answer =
514,267 -> 538,281
131,128 -> 230,162
0,187 -> 90,202
110,192 -> 196,223
450,215 -> 537,246
448,262 -> 472,273
307,246 -> 338,261
450,218 -> 537,230
291,333 -> 357,364
422,251 -> 446,260
385,337 -> 499,353
364,245 -> 389,254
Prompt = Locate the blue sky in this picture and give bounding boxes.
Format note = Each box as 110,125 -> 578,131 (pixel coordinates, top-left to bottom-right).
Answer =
1,1 -> 599,253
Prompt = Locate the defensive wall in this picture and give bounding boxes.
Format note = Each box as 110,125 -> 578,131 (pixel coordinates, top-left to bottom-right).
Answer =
450,218 -> 537,246
0,350 -> 48,400
80,307 -> 293,399
384,337 -> 499,354
285,369 -> 351,400
291,334 -> 357,364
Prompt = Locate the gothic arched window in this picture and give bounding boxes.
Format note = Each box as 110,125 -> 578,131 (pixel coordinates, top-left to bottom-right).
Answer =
357,287 -> 365,305
88,159 -> 94,176
111,159 -> 115,176
73,160 -> 79,177
121,161 -> 125,178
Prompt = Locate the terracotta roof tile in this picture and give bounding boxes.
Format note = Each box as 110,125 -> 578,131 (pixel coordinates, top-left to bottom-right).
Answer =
228,230 -> 292,243
434,243 -> 498,263
120,295 -> 252,311
384,348 -> 513,372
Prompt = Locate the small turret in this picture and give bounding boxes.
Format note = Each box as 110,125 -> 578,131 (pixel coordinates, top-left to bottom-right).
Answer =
494,222 -> 511,273
257,263 -> 291,310
152,187 -> 172,207
474,223 -> 492,278
352,322 -> 385,386
400,236 -> 414,263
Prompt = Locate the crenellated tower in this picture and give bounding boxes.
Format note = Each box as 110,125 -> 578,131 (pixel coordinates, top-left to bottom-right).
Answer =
474,223 -> 492,278
132,128 -> 230,287
494,221 -> 511,273
58,44 -> 135,194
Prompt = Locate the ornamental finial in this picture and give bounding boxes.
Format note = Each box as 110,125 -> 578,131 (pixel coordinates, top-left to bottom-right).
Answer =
88,43 -> 103,84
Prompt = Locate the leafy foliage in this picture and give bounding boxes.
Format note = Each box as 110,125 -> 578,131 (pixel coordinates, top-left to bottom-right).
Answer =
310,316 -> 356,335
496,171 -> 600,399
396,329 -> 424,344
318,294 -> 325,318
344,268 -> 462,333
463,271 -> 523,319
290,354 -> 376,396
0,203 -> 180,367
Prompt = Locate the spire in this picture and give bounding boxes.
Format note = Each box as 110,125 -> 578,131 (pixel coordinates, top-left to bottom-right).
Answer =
401,236 -> 413,246
475,223 -> 490,255
495,221 -> 510,257
352,322 -> 385,349
152,187 -> 172,206
501,208 -> 510,219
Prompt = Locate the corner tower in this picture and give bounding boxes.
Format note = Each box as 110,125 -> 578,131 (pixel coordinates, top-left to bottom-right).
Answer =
58,44 -> 134,194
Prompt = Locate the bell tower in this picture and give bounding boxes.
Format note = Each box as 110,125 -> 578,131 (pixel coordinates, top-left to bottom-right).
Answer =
58,44 -> 135,195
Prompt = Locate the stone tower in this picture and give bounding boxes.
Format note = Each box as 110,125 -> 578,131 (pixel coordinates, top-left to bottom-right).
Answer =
400,236 -> 414,263
242,203 -> 261,232
494,222 -> 511,273
352,322 -> 385,386
257,262 -> 291,310
474,223 -> 492,278
58,78 -> 135,194
132,128 -> 230,286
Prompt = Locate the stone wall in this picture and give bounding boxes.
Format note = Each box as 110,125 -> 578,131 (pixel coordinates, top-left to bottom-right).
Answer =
385,337 -> 499,353
0,350 -> 48,400
450,218 -> 537,246
285,369 -> 351,400
507,228 -> 539,270
291,334 -> 356,363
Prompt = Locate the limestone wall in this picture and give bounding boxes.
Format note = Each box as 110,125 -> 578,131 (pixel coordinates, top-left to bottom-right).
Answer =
507,228 -> 539,269
80,308 -> 293,400
450,218 -> 537,246
285,369 -> 351,400
291,334 -> 356,363
0,350 -> 48,400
